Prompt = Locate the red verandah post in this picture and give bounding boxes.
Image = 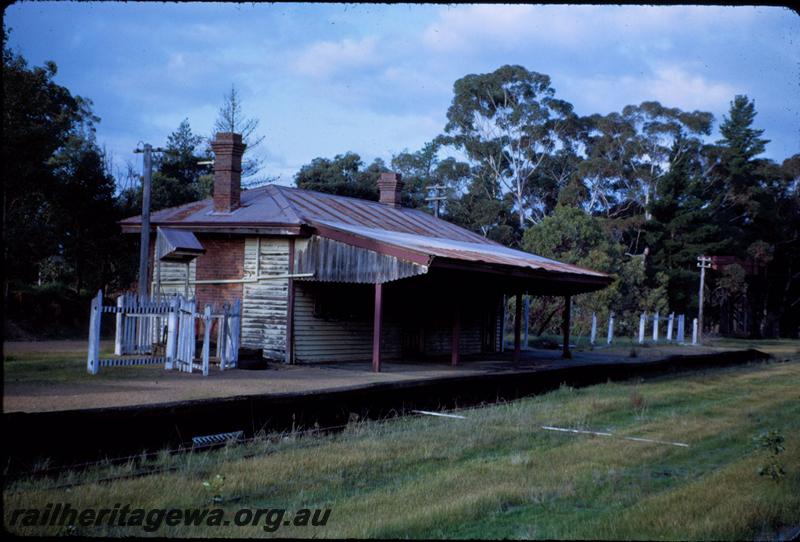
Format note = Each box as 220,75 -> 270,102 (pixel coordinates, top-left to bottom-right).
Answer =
562,295 -> 572,359
372,282 -> 383,372
451,306 -> 461,366
513,292 -> 522,362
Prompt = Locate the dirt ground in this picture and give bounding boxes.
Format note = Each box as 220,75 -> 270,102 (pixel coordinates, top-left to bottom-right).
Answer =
3,361 -> 487,413
2,340 -> 753,414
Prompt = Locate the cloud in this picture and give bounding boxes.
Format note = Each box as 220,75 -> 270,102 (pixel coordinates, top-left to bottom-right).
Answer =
422,5 -> 541,51
566,66 -> 738,114
293,36 -> 380,78
644,67 -> 738,111
421,5 -> 760,52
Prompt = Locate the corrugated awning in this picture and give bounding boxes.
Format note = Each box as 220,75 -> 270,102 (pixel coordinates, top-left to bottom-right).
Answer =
156,227 -> 205,262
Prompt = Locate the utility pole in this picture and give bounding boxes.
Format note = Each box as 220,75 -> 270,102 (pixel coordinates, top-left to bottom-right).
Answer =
133,143 -> 165,296
425,184 -> 446,218
696,255 -> 712,344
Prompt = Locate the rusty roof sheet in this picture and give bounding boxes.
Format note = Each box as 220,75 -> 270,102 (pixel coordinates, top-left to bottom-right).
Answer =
122,185 -> 491,242
121,185 -> 609,281
313,220 -> 608,278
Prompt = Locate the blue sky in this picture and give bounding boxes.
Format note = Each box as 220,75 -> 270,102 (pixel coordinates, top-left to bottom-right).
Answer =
6,3 -> 799,186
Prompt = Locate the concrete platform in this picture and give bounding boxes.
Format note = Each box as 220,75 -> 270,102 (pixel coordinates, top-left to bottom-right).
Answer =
4,343 -> 747,414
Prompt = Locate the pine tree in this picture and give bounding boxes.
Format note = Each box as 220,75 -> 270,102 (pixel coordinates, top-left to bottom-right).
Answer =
644,139 -> 726,313
711,95 -> 770,249
213,85 -> 265,181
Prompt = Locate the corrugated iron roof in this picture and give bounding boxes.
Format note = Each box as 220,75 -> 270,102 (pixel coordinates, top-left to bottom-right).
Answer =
313,220 -> 608,278
121,185 -> 490,243
121,184 -> 611,285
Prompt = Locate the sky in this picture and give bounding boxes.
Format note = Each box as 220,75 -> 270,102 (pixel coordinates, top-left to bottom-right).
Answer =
5,2 -> 799,187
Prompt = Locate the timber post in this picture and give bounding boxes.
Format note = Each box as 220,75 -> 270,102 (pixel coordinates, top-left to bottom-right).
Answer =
523,296 -> 530,349
231,298 -> 241,365
513,292 -> 522,362
165,296 -> 178,370
451,304 -> 461,366
590,312 -> 597,345
697,255 -> 712,344
285,239 -> 296,364
500,295 -> 507,352
202,304 -> 211,376
219,302 -> 229,371
372,283 -> 383,372
562,295 -> 572,359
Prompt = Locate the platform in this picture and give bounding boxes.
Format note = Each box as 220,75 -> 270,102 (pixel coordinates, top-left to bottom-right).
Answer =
4,342 -> 753,414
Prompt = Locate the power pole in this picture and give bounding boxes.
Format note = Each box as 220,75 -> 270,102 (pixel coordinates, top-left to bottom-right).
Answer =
425,184 -> 446,218
696,255 -> 712,344
133,143 -> 165,296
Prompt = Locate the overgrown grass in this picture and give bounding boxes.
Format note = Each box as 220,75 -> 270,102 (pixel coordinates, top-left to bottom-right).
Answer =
4,359 -> 799,539
2,346 -> 148,384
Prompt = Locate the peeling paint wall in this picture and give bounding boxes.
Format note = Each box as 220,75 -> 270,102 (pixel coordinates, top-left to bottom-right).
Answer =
151,260 -> 196,297
241,237 -> 290,359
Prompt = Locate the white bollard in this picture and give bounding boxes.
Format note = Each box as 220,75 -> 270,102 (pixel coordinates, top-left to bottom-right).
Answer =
607,313 -> 615,344
590,312 -> 597,345
667,312 -> 674,342
638,313 -> 646,344
652,311 -> 659,342
87,290 -> 102,375
692,318 -> 698,345
677,314 -> 685,343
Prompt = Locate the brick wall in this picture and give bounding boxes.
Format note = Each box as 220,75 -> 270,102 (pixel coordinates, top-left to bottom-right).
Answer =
194,236 -> 245,308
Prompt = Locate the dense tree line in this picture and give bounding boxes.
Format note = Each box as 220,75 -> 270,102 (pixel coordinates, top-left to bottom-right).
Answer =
297,66 -> 799,338
3,39 -> 797,339
2,38 -> 259,336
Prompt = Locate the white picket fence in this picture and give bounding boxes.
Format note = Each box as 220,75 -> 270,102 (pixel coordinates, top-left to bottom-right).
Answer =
87,290 -> 241,376
588,311 -> 698,346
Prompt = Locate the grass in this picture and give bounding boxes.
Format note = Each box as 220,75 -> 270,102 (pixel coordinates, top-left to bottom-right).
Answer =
2,346 -> 150,384
4,357 -> 800,539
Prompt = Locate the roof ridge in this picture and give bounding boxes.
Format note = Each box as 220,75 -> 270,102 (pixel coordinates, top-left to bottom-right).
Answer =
265,184 -> 303,224
270,184 -> 497,244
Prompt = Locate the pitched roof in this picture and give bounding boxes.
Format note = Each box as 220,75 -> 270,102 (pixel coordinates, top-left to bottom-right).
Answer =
121,184 -> 611,288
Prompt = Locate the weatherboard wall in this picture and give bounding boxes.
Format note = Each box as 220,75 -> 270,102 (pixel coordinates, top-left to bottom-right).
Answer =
241,237 -> 290,360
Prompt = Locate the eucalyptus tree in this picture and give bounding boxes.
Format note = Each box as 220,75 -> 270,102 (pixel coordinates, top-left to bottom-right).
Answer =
623,102 -> 713,219
579,103 -> 713,219
294,152 -> 387,201
440,65 -> 579,229
391,140 -> 471,211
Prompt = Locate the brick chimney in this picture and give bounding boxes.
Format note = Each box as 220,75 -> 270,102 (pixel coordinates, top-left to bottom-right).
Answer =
378,172 -> 404,208
210,132 -> 246,213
